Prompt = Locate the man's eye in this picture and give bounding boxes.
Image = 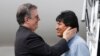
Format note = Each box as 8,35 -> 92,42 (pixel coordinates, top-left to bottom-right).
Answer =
58,23 -> 61,25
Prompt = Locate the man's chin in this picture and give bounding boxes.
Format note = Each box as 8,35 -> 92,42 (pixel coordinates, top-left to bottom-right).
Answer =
32,27 -> 38,32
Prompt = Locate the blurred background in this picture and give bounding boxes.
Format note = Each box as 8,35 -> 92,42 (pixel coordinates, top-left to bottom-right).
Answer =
0,0 -> 86,56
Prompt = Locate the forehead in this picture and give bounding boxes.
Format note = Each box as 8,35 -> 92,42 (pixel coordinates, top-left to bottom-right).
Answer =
30,9 -> 38,16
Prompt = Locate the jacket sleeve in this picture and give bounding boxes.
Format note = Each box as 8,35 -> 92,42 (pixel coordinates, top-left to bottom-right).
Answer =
26,34 -> 69,56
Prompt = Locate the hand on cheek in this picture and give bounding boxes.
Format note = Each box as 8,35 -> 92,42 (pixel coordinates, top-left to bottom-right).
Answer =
63,27 -> 77,41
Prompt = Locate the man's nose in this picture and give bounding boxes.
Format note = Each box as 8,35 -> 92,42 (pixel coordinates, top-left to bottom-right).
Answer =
56,25 -> 59,30
38,18 -> 40,21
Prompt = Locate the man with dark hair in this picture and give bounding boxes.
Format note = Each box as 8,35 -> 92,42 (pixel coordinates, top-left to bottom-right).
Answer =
56,10 -> 90,56
15,3 -> 77,56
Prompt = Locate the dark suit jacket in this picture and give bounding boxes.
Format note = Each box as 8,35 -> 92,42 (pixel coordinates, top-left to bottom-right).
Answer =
15,26 -> 69,56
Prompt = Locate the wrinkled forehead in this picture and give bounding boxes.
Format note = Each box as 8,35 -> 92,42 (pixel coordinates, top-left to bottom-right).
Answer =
30,9 -> 38,17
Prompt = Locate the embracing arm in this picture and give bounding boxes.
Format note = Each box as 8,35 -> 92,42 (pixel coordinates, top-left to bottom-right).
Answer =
26,34 -> 69,56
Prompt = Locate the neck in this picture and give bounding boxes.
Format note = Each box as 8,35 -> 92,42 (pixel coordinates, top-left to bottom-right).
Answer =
22,24 -> 29,28
22,24 -> 34,32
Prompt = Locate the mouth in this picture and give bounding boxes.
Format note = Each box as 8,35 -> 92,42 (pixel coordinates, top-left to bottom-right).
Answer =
56,30 -> 60,33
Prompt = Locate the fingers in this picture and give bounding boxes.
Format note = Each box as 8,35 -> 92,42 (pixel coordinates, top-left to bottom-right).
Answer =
69,28 -> 77,38
63,27 -> 77,41
65,27 -> 71,31
63,27 -> 71,35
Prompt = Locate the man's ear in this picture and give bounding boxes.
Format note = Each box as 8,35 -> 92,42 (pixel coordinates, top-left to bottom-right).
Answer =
24,16 -> 30,23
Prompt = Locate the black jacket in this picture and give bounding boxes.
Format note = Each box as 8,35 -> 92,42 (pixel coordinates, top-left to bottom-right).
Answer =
15,26 -> 69,56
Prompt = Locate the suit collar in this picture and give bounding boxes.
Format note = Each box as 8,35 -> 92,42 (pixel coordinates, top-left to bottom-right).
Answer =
20,25 -> 31,31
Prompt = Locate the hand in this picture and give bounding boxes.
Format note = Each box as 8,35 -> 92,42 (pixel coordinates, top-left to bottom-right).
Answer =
63,27 -> 77,41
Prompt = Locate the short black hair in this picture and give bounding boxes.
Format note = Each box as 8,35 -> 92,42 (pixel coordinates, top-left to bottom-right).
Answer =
16,3 -> 37,25
56,10 -> 79,32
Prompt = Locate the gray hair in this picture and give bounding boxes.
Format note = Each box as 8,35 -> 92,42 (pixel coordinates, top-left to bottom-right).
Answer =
16,3 -> 37,25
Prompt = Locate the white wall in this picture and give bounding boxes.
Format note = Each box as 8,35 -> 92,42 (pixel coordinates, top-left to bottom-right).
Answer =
0,0 -> 86,46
